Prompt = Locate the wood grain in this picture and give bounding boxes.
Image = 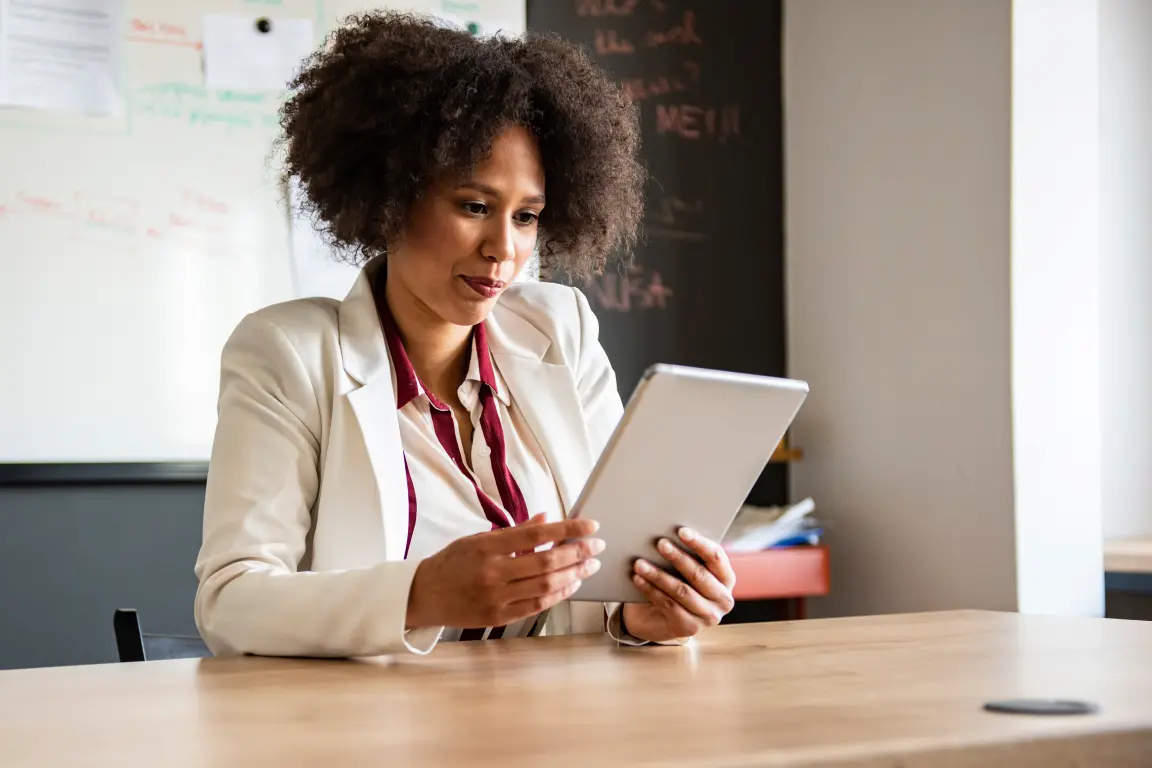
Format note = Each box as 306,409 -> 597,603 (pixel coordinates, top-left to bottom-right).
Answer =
1,610 -> 1151,767
1105,536 -> 1152,574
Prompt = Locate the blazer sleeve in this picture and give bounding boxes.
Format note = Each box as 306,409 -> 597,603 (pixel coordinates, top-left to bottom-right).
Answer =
194,312 -> 439,658
568,288 -> 690,647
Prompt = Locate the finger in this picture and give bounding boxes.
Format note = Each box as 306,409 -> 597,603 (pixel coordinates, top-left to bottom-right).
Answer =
484,518 -> 600,555
498,577 -> 584,625
631,574 -> 707,636
634,558 -> 724,623
504,556 -> 601,601
678,527 -> 737,591
503,537 -> 606,581
512,514 -> 549,556
656,537 -> 734,611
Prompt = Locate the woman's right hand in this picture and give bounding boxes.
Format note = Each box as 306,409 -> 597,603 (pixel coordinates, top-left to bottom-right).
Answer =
405,515 -> 604,630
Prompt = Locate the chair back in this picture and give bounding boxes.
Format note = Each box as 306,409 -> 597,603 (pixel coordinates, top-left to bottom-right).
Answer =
113,609 -> 211,662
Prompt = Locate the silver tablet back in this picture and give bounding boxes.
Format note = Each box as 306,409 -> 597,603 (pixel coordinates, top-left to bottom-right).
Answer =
570,364 -> 809,603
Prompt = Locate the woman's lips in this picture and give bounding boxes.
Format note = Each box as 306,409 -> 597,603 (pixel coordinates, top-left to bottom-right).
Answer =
461,276 -> 505,299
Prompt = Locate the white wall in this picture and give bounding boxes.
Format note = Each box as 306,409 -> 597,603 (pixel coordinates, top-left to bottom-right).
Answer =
784,0 -> 1106,618
1099,0 -> 1152,541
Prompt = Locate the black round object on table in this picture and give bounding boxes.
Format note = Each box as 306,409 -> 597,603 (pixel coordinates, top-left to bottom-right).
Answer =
983,699 -> 1099,716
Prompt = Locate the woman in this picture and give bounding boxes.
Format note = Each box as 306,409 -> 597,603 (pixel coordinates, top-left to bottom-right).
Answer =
194,12 -> 736,657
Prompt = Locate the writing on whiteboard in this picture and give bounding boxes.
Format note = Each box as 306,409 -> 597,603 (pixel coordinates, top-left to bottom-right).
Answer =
131,82 -> 279,133
127,18 -> 201,50
0,187 -> 236,250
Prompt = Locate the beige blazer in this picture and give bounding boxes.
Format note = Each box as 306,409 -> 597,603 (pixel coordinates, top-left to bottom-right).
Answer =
194,264 -> 625,657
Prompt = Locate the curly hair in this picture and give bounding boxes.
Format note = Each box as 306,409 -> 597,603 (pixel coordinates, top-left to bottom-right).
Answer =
278,11 -> 644,279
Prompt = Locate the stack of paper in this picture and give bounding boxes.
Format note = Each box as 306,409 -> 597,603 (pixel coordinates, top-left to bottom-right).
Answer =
722,497 -> 820,552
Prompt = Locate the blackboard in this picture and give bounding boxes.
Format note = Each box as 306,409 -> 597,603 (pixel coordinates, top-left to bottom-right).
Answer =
528,0 -> 787,506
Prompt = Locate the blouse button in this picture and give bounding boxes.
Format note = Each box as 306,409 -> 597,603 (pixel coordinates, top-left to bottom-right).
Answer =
479,446 -> 492,458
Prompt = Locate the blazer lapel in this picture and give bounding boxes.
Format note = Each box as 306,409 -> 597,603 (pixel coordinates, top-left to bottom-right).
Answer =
338,265 -> 410,561
487,307 -> 594,516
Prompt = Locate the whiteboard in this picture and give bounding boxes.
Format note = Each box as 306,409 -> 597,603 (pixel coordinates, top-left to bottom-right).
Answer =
0,0 -> 526,466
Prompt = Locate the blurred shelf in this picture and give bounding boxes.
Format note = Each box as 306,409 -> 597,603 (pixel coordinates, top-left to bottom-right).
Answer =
727,545 -> 829,601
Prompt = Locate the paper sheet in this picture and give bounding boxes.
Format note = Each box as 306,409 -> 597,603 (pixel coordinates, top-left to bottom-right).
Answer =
289,180 -> 361,301
437,0 -> 523,37
0,0 -> 123,115
202,14 -> 314,92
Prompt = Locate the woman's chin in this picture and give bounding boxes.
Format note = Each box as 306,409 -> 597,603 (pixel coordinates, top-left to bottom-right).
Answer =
442,283 -> 500,325
437,297 -> 496,328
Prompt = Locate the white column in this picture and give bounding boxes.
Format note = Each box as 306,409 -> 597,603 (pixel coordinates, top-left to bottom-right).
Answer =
1011,0 -> 1103,616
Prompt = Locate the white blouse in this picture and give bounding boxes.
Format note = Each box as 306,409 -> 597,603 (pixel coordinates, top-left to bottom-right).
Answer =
379,297 -> 575,642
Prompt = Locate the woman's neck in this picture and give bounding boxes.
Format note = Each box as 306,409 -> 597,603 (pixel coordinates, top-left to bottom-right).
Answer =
383,279 -> 472,401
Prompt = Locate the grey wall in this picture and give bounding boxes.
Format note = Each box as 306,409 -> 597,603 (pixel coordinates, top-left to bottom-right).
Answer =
0,484 -> 203,670
784,0 -> 1017,617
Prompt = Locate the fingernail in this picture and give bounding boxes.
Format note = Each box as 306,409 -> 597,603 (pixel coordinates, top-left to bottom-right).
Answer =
585,558 -> 601,576
587,520 -> 601,532
679,527 -> 695,542
657,538 -> 674,555
588,538 -> 606,555
635,559 -> 653,574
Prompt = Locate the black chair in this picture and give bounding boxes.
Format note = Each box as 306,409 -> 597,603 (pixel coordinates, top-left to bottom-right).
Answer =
112,609 -> 212,662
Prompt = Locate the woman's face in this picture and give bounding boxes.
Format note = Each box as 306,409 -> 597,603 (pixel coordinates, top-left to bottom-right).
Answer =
385,124 -> 545,328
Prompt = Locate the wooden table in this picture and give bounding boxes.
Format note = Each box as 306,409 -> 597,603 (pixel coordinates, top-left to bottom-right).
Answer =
2,610 -> 1151,767
1104,535 -> 1152,594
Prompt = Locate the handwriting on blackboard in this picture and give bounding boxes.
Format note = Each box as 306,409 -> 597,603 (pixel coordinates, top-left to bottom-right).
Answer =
655,103 -> 739,141
594,9 -> 702,54
577,0 -> 635,16
582,2 -> 741,144
576,0 -> 669,17
595,28 -> 634,55
584,262 -> 673,312
619,60 -> 698,102
645,10 -> 702,47
645,195 -> 705,240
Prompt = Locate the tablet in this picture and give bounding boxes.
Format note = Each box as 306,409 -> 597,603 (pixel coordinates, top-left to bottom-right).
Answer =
569,363 -> 808,603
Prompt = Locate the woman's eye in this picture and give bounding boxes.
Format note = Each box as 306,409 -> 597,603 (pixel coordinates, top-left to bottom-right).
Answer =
463,202 -> 487,216
515,210 -> 539,225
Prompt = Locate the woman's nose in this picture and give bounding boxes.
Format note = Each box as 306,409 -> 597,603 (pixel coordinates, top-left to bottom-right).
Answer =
480,220 -> 517,262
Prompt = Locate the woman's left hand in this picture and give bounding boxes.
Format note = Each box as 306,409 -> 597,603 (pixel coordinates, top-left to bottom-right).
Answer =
621,527 -> 736,643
